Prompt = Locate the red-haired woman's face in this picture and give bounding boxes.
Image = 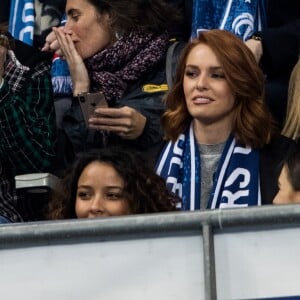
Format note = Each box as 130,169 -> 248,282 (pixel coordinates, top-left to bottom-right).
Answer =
183,44 -> 235,130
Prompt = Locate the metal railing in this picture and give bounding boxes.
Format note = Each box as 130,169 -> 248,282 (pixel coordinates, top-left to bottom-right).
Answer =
1,204 -> 300,299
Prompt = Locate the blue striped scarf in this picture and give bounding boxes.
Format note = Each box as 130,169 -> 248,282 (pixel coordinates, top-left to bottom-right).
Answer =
156,124 -> 261,210
191,0 -> 267,41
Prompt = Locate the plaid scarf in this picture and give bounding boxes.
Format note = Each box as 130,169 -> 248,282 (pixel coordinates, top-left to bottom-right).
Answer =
156,124 -> 261,210
85,31 -> 169,104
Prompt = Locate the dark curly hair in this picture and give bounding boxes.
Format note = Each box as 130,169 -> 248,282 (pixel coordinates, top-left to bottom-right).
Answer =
47,147 -> 180,219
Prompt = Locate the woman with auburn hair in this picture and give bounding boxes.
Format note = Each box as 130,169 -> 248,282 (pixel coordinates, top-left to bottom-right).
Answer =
156,29 -> 296,210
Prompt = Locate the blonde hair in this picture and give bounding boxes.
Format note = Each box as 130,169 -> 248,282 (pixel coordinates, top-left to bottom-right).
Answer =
282,57 -> 300,140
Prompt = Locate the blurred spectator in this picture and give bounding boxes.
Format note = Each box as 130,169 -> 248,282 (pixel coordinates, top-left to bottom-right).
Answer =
6,0 -> 66,48
190,0 -> 265,40
273,148 -> 300,204
0,24 -> 56,223
281,57 -> 300,140
245,0 -> 300,128
34,0 -> 66,49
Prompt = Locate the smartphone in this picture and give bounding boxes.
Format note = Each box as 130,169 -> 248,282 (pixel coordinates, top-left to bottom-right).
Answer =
78,91 -> 108,127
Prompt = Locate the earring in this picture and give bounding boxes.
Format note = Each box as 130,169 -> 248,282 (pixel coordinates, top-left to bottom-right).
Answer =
115,31 -> 122,41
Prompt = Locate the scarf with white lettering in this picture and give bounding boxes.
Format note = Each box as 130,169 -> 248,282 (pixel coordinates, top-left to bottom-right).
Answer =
156,124 -> 261,210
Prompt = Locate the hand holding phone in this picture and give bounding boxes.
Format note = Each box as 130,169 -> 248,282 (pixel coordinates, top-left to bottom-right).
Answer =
78,92 -> 108,127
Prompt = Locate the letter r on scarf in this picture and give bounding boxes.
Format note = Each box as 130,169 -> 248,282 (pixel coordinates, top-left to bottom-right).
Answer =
220,190 -> 250,207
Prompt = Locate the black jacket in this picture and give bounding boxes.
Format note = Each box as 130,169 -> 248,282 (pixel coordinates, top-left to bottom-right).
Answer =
260,134 -> 297,204
62,62 -> 167,169
259,0 -> 300,127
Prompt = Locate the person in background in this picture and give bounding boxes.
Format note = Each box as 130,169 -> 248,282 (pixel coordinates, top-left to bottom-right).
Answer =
34,0 -> 67,49
245,0 -> 300,128
42,0 -> 179,168
0,23 -> 56,223
273,149 -> 300,205
47,147 -> 179,219
281,57 -> 300,141
190,0 -> 265,41
156,29 -> 296,210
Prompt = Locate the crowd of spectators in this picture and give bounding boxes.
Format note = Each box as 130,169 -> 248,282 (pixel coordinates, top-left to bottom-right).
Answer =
0,0 -> 299,223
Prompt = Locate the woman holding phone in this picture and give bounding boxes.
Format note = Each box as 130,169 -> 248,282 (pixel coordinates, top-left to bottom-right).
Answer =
43,0 -> 178,167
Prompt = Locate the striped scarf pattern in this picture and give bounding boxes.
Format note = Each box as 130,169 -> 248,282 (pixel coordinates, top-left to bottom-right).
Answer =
156,124 -> 261,210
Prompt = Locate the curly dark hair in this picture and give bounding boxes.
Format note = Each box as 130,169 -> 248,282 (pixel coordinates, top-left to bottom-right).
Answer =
47,147 -> 180,219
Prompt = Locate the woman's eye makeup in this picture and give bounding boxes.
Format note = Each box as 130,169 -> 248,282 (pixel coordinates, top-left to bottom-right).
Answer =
105,188 -> 125,200
211,72 -> 225,79
185,70 -> 198,77
67,9 -> 81,21
106,193 -> 123,200
77,190 -> 91,199
77,188 -> 124,200
184,66 -> 199,77
184,67 -> 225,79
71,14 -> 80,21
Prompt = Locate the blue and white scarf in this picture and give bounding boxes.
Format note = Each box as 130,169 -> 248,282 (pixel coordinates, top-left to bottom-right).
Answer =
50,17 -> 73,96
191,0 -> 267,41
9,0 -> 35,45
156,125 -> 261,210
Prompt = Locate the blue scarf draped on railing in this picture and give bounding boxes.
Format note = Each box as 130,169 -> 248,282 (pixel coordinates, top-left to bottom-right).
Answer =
156,124 -> 261,210
191,0 -> 267,41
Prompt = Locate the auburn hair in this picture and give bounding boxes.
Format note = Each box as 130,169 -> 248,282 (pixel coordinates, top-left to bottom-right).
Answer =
162,29 -> 275,148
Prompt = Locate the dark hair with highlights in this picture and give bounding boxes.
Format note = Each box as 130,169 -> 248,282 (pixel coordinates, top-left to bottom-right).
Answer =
162,29 -> 275,148
47,147 -> 179,219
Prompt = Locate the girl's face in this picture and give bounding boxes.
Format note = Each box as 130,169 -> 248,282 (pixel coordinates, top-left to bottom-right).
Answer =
273,165 -> 300,204
75,161 -> 131,218
64,0 -> 113,59
183,43 -> 235,129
